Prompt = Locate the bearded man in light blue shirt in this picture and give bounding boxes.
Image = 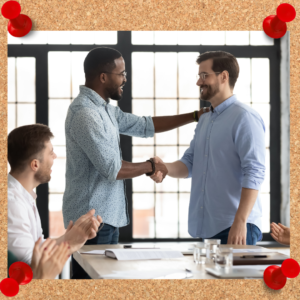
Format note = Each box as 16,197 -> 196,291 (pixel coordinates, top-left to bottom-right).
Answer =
152,51 -> 265,245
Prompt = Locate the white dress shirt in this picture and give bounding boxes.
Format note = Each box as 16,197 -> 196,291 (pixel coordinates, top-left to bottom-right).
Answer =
8,174 -> 45,265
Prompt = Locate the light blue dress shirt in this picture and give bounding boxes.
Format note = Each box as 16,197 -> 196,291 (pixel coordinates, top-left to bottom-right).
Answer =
63,86 -> 155,228
180,95 -> 265,238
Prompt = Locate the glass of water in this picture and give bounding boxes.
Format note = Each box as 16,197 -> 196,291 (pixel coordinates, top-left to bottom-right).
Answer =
204,239 -> 221,260
215,247 -> 233,269
193,242 -> 206,265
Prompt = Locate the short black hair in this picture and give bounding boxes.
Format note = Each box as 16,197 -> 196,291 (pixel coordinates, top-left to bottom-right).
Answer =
8,124 -> 54,173
196,51 -> 239,89
84,47 -> 122,81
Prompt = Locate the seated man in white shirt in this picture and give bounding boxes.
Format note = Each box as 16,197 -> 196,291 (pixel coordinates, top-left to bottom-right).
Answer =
7,124 -> 102,276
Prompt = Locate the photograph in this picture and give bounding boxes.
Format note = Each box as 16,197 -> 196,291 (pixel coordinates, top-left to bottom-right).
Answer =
7,30 -> 290,280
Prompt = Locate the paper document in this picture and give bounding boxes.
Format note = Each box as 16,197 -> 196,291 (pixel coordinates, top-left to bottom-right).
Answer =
81,250 -> 105,255
232,249 -> 275,253
105,249 -> 184,261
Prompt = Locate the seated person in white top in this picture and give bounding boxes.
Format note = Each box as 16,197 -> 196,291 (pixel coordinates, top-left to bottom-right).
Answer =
7,124 -> 102,277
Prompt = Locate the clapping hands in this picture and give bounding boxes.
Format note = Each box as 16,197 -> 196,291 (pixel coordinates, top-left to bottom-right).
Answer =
64,209 -> 102,253
31,237 -> 69,279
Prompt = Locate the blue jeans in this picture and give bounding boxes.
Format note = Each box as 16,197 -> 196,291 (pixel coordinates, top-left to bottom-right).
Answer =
71,223 -> 119,279
205,223 -> 262,245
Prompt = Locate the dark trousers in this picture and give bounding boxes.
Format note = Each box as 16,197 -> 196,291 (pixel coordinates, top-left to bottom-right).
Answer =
205,223 -> 262,245
71,223 -> 119,279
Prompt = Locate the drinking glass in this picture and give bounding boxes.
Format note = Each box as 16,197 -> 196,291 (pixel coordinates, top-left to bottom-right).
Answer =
215,247 -> 233,269
193,242 -> 206,265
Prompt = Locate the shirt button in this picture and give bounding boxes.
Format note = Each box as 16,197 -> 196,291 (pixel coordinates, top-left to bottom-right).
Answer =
202,189 -> 204,191
201,207 -> 203,209
211,121 -> 214,123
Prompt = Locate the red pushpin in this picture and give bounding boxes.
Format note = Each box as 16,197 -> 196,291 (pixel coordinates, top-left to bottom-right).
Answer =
1,0 -> 32,37
263,3 -> 296,39
0,278 -> 19,297
9,262 -> 33,285
264,258 -> 300,290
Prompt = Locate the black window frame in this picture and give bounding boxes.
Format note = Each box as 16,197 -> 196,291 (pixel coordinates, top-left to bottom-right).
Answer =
8,31 -> 281,242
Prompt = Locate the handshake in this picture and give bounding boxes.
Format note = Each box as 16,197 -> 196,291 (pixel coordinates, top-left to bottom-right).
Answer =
148,156 -> 168,183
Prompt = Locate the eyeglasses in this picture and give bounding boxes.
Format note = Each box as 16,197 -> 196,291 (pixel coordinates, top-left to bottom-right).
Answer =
104,71 -> 127,78
196,72 -> 221,81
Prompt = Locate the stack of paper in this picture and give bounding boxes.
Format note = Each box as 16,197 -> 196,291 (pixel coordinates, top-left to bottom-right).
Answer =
104,249 -> 184,260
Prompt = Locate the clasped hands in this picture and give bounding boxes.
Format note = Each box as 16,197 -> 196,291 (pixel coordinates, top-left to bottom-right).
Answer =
149,156 -> 167,183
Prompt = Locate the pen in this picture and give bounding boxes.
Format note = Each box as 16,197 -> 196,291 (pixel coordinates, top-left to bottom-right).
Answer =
241,255 -> 267,258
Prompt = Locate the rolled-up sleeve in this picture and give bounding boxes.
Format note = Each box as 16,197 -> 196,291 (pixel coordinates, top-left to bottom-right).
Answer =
115,107 -> 155,138
234,111 -> 265,190
70,107 -> 122,182
180,127 -> 197,178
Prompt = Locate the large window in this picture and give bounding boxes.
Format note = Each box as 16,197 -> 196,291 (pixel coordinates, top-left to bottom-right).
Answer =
7,31 -> 281,242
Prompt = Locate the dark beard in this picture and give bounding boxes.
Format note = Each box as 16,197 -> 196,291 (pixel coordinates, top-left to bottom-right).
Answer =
108,85 -> 123,101
200,82 -> 220,101
34,168 -> 51,184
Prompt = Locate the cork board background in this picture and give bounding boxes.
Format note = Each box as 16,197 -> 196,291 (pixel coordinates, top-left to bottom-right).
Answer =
0,0 -> 299,299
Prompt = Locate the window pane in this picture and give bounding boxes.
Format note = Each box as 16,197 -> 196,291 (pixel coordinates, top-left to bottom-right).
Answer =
132,31 -> 153,45
8,104 -> 16,134
178,52 -> 200,98
155,53 -> 177,98
155,100 -> 177,145
252,103 -> 270,148
49,194 -> 66,238
154,31 -> 177,45
155,193 -> 178,238
200,31 -> 225,45
261,193 -> 270,233
226,31 -> 249,45
47,31 -> 71,44
71,52 -> 88,98
16,57 -> 35,103
132,100 -> 154,145
178,32 -> 201,45
133,193 -> 154,238
8,57 -> 16,103
17,104 -> 35,127
234,58 -> 251,103
7,32 -> 22,44
179,193 -> 190,238
260,149 -> 270,194
95,31 -> 117,44
250,31 -> 274,45
48,52 -> 71,98
49,100 -> 70,146
155,146 -> 178,192
71,31 -> 94,44
21,31 -> 48,44
179,100 -> 199,145
49,147 -> 66,193
132,146 -> 154,192
251,58 -> 270,103
132,52 -> 154,98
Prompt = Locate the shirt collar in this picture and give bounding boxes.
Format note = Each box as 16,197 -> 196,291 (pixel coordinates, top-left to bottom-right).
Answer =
79,85 -> 109,107
8,174 -> 37,204
211,94 -> 237,115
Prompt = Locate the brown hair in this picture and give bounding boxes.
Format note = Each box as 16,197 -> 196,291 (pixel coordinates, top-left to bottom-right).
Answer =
8,124 -> 54,172
196,51 -> 239,89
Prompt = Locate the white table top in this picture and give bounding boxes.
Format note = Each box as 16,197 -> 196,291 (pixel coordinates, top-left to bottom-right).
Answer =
73,243 -> 288,279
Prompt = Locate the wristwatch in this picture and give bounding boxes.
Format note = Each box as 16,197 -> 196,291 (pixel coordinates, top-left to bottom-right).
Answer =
146,158 -> 155,176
